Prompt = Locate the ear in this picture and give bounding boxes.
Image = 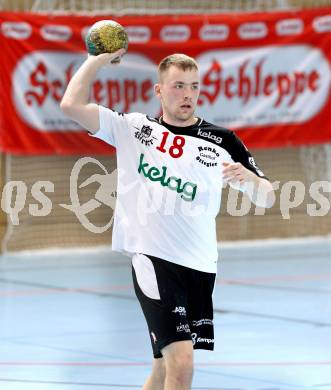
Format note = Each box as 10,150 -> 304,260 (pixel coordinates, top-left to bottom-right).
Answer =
154,83 -> 161,99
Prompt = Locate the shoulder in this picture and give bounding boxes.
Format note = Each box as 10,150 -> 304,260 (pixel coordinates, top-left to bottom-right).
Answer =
100,106 -> 147,121
199,120 -> 237,139
126,112 -> 158,125
197,119 -> 240,147
146,115 -> 160,125
197,120 -> 254,161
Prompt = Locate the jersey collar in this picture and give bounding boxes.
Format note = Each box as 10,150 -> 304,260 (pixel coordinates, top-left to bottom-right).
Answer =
159,116 -> 203,134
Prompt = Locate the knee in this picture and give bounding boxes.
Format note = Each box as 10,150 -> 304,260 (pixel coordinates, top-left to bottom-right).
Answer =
151,358 -> 166,382
166,350 -> 193,378
162,340 -> 194,385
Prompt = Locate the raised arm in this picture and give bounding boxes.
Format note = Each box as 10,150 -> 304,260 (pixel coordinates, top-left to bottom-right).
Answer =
60,49 -> 126,134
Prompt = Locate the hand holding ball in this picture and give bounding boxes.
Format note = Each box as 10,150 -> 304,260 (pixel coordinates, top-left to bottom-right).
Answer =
85,20 -> 128,63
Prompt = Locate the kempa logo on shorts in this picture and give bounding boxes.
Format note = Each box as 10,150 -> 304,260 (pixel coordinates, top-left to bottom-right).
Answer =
191,333 -> 214,346
176,324 -> 190,333
197,129 -> 222,144
134,125 -> 157,146
196,146 -> 220,167
172,306 -> 187,316
192,318 -> 213,327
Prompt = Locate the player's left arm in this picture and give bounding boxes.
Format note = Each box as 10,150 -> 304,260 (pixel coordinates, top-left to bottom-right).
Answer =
223,133 -> 276,209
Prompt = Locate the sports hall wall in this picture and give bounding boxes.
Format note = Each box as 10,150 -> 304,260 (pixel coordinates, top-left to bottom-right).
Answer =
1,0 -> 331,252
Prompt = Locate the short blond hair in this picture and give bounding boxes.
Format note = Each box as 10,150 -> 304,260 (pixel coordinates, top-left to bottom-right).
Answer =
158,53 -> 198,81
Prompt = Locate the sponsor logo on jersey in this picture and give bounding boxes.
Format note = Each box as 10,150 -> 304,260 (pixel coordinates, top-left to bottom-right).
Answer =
197,129 -> 222,144
248,157 -> 264,177
191,333 -> 214,346
137,153 -> 197,202
196,146 -> 219,167
176,324 -> 191,333
172,306 -> 187,316
192,318 -> 213,327
134,125 -> 157,146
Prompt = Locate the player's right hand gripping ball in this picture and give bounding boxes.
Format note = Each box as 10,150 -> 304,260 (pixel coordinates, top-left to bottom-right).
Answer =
85,20 -> 128,62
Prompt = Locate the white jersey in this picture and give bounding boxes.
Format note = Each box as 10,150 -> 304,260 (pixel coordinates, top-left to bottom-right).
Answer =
92,105 -> 266,273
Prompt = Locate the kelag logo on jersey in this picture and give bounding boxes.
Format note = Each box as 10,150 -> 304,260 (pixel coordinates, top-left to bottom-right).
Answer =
134,125 -> 157,146
197,129 -> 222,144
137,153 -> 197,201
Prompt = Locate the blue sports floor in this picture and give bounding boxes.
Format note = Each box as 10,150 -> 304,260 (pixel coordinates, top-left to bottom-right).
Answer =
0,237 -> 330,390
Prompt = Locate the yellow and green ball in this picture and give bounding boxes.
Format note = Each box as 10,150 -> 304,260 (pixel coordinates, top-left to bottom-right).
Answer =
85,20 -> 128,57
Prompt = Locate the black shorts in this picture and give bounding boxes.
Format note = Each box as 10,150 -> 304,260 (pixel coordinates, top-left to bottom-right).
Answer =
132,253 -> 216,358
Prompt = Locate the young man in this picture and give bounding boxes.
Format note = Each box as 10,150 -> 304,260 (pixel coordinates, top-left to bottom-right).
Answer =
61,50 -> 275,390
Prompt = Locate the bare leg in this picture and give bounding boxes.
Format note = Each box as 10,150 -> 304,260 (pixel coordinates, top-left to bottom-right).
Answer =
142,357 -> 166,390
162,340 -> 194,390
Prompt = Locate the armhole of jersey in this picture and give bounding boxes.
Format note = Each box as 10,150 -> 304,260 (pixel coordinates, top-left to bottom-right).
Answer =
88,105 -> 116,146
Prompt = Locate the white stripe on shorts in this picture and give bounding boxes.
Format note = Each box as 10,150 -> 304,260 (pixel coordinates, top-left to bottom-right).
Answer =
132,253 -> 161,300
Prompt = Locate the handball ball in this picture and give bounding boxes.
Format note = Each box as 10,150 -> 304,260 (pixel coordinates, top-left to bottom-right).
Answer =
85,20 -> 128,60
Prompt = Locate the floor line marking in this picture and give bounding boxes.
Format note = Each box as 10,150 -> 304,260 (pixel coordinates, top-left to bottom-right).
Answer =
0,378 -> 241,389
195,367 -> 312,390
219,281 -> 331,295
214,308 -> 331,327
0,361 -> 330,367
0,278 -> 135,300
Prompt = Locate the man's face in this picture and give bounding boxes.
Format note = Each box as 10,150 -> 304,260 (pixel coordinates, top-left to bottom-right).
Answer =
155,65 -> 200,125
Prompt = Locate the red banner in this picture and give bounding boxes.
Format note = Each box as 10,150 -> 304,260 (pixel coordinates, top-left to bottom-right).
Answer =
1,9 -> 331,155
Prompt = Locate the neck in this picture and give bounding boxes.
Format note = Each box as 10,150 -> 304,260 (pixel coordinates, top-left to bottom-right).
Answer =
161,114 -> 198,127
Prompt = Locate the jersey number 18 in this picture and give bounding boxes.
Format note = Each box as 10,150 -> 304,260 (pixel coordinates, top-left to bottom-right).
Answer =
156,132 -> 185,158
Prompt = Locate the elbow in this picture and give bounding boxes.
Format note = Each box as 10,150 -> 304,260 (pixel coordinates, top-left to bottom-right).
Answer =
60,99 -> 82,123
60,99 -> 74,117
